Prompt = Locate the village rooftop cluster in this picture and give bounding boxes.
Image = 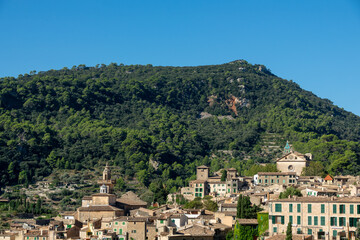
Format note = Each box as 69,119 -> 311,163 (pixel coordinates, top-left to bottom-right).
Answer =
1,143 -> 360,240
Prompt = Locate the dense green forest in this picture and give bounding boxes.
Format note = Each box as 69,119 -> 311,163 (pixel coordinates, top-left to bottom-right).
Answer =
1,60 -> 360,201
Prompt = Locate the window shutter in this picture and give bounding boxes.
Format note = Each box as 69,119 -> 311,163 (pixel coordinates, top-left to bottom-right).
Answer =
281,216 -> 285,224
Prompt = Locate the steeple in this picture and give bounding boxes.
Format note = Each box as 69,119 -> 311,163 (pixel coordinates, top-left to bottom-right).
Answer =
284,141 -> 292,154
103,162 -> 111,181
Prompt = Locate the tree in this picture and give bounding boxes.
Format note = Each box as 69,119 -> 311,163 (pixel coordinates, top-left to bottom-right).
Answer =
279,187 -> 302,199
233,221 -> 257,240
356,221 -> 360,240
237,194 -> 262,219
286,222 -> 292,240
301,161 -> 325,176
115,177 -> 125,191
221,170 -> 227,181
203,199 -> 218,212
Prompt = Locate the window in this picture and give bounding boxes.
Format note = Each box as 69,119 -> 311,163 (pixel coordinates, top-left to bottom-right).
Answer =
114,229 -> 117,232
297,228 -> 302,234
273,227 -> 277,233
283,180 -> 286,184
275,204 -> 282,212
289,204 -> 293,213
115,222 -> 118,225
265,179 -> 268,183
330,217 -> 337,226
308,204 -> 312,213
314,216 -> 318,226
297,216 -> 301,225
122,222 -> 125,225
277,180 -> 279,183
271,179 -> 274,183
321,204 -> 325,213
160,220 -> 164,224
289,216 -> 293,224
333,230 -> 338,238
351,205 -> 354,214
321,216 -> 325,226
297,204 -> 301,213
308,216 -> 312,225
131,230 -> 136,233
259,179 -> 262,183
358,205 -> 360,214
349,218 -> 359,227
339,204 -> 345,214
119,229 -> 122,234
271,216 -> 284,224
308,229 -> 312,235
333,204 -> 337,214
339,217 -> 346,226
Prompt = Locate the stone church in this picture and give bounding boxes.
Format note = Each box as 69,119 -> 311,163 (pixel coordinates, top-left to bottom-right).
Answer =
276,141 -> 312,176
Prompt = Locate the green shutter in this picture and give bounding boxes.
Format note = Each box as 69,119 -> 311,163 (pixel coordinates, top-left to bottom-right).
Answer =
308,216 -> 312,225
272,216 -> 276,224
297,216 -> 301,225
275,204 -> 282,212
119,229 -> 122,234
289,204 -> 293,213
358,205 -> 360,214
321,204 -> 325,213
333,204 -> 337,214
333,230 -> 337,238
273,227 -> 277,233
321,216 -> 325,226
308,229 -> 312,235
314,216 -> 318,226
297,204 -> 301,213
289,216 -> 293,224
351,205 -> 354,214
308,204 -> 312,213
281,216 -> 285,224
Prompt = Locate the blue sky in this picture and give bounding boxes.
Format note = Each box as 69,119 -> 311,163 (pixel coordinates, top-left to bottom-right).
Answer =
0,0 -> 359,115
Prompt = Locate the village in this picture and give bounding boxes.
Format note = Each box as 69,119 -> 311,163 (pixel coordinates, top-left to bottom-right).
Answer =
1,142 -> 360,240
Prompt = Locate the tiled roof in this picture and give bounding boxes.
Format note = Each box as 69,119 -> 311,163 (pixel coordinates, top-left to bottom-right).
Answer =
177,225 -> 215,236
237,219 -> 258,225
267,234 -> 312,240
324,175 -> 333,181
116,191 -> 147,206
197,165 -> 210,169
257,172 -> 294,176
78,205 -> 123,212
270,196 -> 360,203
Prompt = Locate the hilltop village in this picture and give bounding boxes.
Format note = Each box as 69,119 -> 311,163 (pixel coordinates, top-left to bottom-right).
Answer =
1,143 -> 360,240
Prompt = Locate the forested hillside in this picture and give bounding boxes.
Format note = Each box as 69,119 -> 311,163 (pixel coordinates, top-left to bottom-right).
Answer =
1,60 -> 360,199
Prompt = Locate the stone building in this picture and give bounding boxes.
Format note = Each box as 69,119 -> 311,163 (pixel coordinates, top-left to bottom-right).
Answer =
254,172 -> 297,186
276,141 -> 312,176
269,196 -> 360,240
76,165 -> 124,222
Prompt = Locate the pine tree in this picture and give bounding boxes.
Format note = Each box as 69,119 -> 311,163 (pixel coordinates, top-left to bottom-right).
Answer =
286,222 -> 292,240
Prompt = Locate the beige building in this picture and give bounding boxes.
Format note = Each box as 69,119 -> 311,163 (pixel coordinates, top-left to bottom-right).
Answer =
181,166 -> 243,200
276,142 -> 311,176
254,172 -> 297,186
112,217 -> 147,240
77,165 -> 124,222
269,196 -> 360,240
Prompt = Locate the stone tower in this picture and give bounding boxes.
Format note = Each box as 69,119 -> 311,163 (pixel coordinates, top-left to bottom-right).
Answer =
98,163 -> 115,194
196,165 -> 209,180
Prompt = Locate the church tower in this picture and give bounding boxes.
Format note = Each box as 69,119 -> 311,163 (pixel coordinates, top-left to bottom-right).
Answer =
103,162 -> 111,180
284,141 -> 292,154
98,163 -> 115,194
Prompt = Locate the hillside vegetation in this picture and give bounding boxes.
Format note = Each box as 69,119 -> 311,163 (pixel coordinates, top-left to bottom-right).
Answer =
1,60 -> 360,201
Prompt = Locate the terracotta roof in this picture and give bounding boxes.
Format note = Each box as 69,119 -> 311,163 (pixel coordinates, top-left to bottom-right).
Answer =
257,172 -> 295,176
190,179 -> 207,183
177,225 -> 215,236
78,205 -> 123,212
267,234 -> 312,240
197,165 -> 210,169
92,193 -> 116,197
324,175 -> 333,181
117,191 -> 147,206
237,219 -> 258,225
270,196 -> 360,203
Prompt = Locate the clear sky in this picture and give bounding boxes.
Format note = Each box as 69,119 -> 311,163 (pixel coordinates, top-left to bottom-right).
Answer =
1,0 -> 359,115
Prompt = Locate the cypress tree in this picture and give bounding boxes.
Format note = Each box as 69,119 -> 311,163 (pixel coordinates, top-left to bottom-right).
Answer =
286,222 -> 292,240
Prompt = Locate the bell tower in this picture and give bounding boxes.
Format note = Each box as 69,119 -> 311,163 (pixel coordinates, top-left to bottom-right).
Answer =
98,163 -> 115,194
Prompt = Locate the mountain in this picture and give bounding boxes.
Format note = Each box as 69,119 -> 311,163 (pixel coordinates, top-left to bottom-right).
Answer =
1,60 -> 360,198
